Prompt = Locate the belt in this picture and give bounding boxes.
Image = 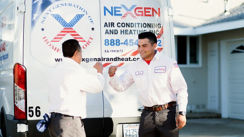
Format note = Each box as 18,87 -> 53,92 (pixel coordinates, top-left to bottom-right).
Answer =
51,112 -> 81,119
144,101 -> 176,112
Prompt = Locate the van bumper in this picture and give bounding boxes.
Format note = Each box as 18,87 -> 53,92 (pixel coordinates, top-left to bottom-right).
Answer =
4,115 -> 49,137
4,114 -> 28,137
4,116 -> 139,137
5,117 -> 112,137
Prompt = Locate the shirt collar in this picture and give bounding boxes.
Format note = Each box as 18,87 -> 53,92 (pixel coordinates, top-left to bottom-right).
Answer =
63,57 -> 80,67
153,50 -> 160,60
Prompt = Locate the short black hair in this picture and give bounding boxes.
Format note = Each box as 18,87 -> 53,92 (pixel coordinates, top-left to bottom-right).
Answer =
138,31 -> 157,44
62,39 -> 81,57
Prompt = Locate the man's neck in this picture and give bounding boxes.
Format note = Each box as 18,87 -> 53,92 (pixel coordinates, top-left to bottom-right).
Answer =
144,50 -> 157,61
71,56 -> 80,64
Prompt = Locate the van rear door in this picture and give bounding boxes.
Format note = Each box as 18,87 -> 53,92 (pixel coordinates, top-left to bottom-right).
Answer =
25,0 -> 104,136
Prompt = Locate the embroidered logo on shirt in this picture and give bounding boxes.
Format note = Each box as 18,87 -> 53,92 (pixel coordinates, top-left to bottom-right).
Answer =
154,66 -> 166,73
135,71 -> 144,76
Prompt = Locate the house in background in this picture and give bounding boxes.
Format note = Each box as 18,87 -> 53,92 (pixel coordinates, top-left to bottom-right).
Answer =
171,0 -> 244,119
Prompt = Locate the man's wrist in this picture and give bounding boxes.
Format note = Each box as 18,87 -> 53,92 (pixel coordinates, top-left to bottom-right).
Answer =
178,111 -> 186,116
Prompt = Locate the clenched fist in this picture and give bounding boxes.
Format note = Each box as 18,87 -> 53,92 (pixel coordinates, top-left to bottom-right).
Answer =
108,66 -> 118,77
93,62 -> 103,74
176,114 -> 186,129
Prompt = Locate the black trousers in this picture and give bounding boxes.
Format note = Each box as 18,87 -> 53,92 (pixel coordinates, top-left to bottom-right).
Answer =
139,106 -> 179,137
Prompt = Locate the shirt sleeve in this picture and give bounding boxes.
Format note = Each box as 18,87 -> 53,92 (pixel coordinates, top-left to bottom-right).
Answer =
78,68 -> 105,93
109,70 -> 134,92
169,61 -> 188,112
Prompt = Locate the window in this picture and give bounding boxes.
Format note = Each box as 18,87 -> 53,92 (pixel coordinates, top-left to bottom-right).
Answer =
176,36 -> 201,67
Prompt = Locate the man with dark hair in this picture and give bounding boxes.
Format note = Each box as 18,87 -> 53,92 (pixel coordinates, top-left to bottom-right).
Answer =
138,31 -> 157,44
48,39 -> 104,137
108,32 -> 188,137
62,39 -> 81,58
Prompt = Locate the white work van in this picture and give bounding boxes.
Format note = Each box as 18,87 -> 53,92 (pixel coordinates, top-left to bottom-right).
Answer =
0,0 -> 175,137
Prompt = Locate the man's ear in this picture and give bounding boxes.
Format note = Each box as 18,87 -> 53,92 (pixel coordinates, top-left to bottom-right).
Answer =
74,50 -> 80,57
71,50 -> 78,59
153,43 -> 157,49
73,50 -> 78,57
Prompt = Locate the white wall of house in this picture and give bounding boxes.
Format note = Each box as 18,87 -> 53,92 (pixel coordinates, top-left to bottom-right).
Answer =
172,0 -> 244,119
205,28 -> 244,119
180,28 -> 244,118
179,36 -> 208,112
180,66 -> 208,112
207,41 -> 220,112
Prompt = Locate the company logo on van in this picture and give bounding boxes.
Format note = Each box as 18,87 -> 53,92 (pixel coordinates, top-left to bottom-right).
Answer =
50,14 -> 86,43
38,2 -> 95,53
0,41 -> 8,61
104,5 -> 160,19
0,41 -> 6,53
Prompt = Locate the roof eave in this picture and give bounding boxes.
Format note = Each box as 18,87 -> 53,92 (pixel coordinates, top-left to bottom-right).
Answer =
174,19 -> 244,35
173,27 -> 196,36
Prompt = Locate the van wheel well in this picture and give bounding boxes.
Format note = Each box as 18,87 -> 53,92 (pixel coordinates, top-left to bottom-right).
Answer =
0,109 -> 1,129
0,108 -> 7,137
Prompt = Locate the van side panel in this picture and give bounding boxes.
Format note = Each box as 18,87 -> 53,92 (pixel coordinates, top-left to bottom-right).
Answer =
26,0 -> 103,120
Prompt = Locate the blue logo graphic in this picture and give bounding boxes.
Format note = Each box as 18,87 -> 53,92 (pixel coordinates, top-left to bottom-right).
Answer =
50,14 -> 86,43
51,14 -> 84,28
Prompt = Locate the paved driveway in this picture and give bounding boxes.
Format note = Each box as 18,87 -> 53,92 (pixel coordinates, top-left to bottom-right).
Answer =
1,118 -> 244,137
180,118 -> 244,137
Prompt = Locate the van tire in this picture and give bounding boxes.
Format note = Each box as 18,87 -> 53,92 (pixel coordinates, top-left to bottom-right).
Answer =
0,111 -> 7,137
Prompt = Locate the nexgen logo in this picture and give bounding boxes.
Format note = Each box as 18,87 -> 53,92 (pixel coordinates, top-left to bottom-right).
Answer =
51,14 -> 86,43
104,5 -> 160,19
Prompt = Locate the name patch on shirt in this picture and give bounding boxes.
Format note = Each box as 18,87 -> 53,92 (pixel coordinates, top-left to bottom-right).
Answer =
135,71 -> 144,76
154,66 -> 166,73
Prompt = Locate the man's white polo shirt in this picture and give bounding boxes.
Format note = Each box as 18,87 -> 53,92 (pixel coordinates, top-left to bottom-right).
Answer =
109,52 -> 188,112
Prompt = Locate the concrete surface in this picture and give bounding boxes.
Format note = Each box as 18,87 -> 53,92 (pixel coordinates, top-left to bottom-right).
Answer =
1,118 -> 244,137
180,118 -> 244,137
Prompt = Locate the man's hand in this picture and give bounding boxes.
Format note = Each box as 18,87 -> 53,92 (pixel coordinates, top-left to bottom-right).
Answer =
108,66 -> 118,77
93,62 -> 103,74
176,114 -> 186,129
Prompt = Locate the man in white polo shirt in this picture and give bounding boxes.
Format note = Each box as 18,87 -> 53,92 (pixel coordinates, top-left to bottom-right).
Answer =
108,32 -> 188,137
48,39 -> 104,137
